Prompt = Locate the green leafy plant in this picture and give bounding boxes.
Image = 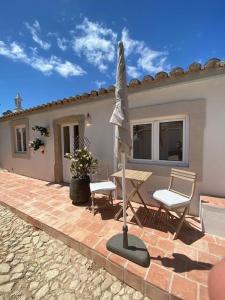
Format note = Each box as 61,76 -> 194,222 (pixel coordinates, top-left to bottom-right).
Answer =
32,125 -> 49,136
29,138 -> 45,151
65,147 -> 98,179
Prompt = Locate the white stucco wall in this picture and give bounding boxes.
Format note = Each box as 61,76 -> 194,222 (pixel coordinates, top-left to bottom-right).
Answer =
126,75 -> 225,205
0,98 -> 114,182
1,73 -> 225,215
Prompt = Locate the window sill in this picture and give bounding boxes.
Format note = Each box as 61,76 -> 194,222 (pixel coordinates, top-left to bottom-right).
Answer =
16,151 -> 27,154
12,152 -> 30,159
128,158 -> 189,168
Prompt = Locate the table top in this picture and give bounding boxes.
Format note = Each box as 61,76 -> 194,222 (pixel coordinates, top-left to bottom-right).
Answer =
111,169 -> 152,182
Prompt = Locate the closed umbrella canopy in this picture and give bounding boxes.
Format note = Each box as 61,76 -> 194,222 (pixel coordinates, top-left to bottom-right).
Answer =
107,41 -> 150,268
110,41 -> 132,157
110,41 -> 131,241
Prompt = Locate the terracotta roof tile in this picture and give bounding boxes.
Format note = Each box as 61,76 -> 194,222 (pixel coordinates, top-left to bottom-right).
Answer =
155,71 -> 169,80
98,88 -> 107,95
170,67 -> 184,77
188,62 -> 202,72
141,75 -> 154,84
129,79 -> 141,87
204,58 -> 221,69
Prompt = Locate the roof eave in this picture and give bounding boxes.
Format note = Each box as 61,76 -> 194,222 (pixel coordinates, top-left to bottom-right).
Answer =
1,58 -> 225,122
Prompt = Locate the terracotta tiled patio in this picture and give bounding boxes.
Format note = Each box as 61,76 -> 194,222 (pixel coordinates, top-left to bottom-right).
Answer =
0,171 -> 224,300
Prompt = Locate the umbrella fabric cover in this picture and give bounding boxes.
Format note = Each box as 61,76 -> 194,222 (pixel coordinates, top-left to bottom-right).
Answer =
110,41 -> 131,235
110,42 -> 132,157
107,41 -> 150,267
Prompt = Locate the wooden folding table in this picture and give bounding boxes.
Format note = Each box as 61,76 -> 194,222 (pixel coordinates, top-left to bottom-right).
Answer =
111,169 -> 152,227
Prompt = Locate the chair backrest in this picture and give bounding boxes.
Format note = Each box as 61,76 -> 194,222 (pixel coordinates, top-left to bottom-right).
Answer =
91,160 -> 110,182
168,168 -> 197,200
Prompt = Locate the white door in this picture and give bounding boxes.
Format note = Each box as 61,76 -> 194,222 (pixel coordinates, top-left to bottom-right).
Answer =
61,123 -> 79,183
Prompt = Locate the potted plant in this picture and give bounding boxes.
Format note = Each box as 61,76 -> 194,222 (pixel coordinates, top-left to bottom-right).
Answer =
65,147 -> 98,204
29,138 -> 45,154
32,125 -> 50,136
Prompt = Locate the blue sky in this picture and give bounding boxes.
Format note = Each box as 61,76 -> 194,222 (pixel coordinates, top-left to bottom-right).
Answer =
0,0 -> 225,114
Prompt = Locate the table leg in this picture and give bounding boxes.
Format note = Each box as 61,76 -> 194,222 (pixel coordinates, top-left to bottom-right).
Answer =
114,178 -> 134,220
114,177 -> 124,220
114,206 -> 123,220
115,177 -> 122,190
130,180 -> 149,215
114,200 -> 143,227
127,201 -> 143,227
114,181 -> 143,227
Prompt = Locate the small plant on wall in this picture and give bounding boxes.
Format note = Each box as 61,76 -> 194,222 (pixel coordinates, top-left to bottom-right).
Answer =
32,125 -> 50,137
30,125 -> 50,155
29,138 -> 45,154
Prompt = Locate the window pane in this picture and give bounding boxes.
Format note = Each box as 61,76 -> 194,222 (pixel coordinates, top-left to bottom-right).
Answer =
63,126 -> 70,155
159,121 -> 183,161
16,129 -> 22,152
73,125 -> 79,151
22,128 -> 27,152
133,124 -> 152,159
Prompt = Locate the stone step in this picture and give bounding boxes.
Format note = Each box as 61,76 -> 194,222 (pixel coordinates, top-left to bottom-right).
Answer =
201,195 -> 225,238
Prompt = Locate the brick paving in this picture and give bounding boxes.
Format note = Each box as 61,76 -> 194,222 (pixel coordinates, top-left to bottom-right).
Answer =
0,171 -> 225,300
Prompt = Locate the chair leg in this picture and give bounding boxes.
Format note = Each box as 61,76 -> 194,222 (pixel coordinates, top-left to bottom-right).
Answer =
109,191 -> 113,205
199,200 -> 205,233
174,206 -> 188,239
158,205 -> 163,214
92,193 -> 95,216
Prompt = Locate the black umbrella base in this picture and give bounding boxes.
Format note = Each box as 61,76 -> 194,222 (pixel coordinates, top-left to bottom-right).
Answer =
106,233 -> 150,267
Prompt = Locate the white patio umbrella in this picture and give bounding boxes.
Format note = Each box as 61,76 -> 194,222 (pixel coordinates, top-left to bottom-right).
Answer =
107,41 -> 150,267
109,41 -> 131,247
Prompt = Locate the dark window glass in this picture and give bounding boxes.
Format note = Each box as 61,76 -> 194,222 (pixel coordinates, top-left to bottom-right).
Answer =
63,126 -> 70,155
22,127 -> 27,151
159,121 -> 183,161
133,124 -> 152,159
16,129 -> 22,152
73,125 -> 79,151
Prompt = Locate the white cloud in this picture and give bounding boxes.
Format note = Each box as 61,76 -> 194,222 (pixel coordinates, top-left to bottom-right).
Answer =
137,48 -> 168,74
71,20 -> 169,76
121,28 -> 142,57
93,80 -> 106,88
25,20 -> 51,50
57,37 -> 68,51
127,65 -> 141,78
31,56 -> 54,73
121,28 -> 169,76
54,59 -> 85,77
72,18 -> 117,72
0,40 -> 86,78
47,32 -> 68,51
0,41 -> 29,62
1,19 -> 169,80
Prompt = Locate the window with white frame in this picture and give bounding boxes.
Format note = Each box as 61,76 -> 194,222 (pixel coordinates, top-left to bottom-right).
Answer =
15,125 -> 27,152
131,116 -> 188,164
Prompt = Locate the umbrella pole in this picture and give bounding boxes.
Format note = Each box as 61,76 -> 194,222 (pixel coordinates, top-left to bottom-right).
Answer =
121,151 -> 128,248
106,41 -> 150,267
106,152 -> 150,266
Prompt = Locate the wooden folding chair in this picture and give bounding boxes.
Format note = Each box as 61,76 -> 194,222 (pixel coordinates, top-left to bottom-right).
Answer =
153,168 -> 197,239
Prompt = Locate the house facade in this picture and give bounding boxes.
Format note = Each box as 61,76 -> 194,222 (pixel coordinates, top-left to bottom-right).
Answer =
1,58 -> 225,216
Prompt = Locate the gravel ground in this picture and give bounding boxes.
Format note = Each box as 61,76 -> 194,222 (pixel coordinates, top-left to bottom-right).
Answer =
0,205 -> 150,300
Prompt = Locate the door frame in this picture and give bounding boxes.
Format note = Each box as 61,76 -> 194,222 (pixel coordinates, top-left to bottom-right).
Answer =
61,122 -> 79,183
53,114 -> 85,183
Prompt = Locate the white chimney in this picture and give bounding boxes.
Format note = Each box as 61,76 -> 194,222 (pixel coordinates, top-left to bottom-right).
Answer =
14,93 -> 23,112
